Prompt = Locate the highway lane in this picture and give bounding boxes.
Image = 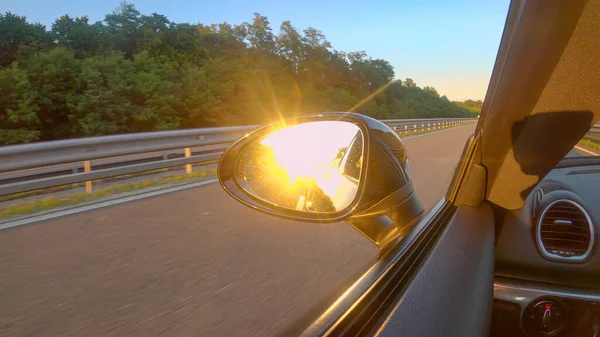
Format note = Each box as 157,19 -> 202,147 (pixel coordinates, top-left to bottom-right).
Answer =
404,126 -> 475,209
0,125 -> 475,337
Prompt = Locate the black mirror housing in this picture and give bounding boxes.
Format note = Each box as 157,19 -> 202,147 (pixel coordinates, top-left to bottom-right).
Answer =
218,112 -> 424,230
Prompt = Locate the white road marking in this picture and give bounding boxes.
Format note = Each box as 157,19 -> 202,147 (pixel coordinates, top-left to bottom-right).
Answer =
574,145 -> 599,156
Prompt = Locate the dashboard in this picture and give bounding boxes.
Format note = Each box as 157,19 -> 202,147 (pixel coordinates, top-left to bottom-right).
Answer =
492,160 -> 600,337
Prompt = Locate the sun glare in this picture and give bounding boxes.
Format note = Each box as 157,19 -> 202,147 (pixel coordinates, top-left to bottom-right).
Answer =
260,122 -> 359,186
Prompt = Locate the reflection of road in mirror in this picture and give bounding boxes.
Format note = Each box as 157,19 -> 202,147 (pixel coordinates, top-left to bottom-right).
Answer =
237,121 -> 363,213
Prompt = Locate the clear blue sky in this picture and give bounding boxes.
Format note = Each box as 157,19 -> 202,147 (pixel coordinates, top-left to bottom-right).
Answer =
3,0 -> 510,100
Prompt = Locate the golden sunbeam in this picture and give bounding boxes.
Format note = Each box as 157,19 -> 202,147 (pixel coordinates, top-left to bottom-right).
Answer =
348,81 -> 395,112
257,68 -> 287,128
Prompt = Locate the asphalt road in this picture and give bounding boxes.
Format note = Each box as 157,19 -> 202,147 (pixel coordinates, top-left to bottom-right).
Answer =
0,125 -> 476,337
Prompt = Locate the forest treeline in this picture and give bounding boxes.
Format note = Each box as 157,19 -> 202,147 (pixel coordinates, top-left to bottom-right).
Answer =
453,99 -> 483,114
0,2 -> 477,145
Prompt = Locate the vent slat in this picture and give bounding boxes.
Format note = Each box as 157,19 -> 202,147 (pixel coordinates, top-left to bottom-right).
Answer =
548,213 -> 582,217
541,221 -> 588,225
544,245 -> 586,249
546,212 -> 585,217
539,201 -> 591,259
542,218 -> 587,224
541,231 -> 589,238
541,224 -> 589,231
540,238 -> 588,244
551,204 -> 578,208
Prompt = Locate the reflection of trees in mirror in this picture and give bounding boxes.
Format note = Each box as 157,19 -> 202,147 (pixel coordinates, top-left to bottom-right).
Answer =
340,134 -> 363,181
305,180 -> 336,212
333,147 -> 348,168
242,168 -> 336,212
336,147 -> 348,159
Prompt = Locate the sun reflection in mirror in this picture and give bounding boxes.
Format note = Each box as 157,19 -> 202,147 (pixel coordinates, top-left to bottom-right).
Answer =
260,122 -> 359,186
237,121 -> 363,213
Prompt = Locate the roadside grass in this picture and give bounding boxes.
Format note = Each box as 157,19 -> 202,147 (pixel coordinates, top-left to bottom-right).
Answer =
0,167 -> 217,220
578,138 -> 600,154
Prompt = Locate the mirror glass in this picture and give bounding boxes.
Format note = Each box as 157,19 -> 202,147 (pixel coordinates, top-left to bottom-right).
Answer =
235,121 -> 364,213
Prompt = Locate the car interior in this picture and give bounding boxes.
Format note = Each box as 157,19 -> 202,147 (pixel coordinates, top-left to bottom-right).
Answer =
485,0 -> 600,336
474,0 -> 600,335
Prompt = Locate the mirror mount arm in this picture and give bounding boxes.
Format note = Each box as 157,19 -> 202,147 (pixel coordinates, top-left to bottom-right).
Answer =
347,212 -> 424,260
347,181 -> 425,259
347,215 -> 400,258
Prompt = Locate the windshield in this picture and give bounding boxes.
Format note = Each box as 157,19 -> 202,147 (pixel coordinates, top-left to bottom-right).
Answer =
565,123 -> 600,158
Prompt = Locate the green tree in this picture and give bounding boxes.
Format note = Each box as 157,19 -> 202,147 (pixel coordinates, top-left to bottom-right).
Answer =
66,52 -> 137,136
17,48 -> 83,140
0,12 -> 50,67
277,21 -> 304,72
51,15 -> 104,58
245,13 -> 276,53
0,65 -> 41,144
453,99 -> 483,113
403,78 -> 417,87
104,1 -> 143,58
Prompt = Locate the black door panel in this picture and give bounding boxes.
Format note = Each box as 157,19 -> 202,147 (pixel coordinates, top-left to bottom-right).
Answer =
373,204 -> 495,337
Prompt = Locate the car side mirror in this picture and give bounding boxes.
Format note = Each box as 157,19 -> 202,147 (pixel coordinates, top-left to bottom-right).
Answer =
218,113 -> 425,255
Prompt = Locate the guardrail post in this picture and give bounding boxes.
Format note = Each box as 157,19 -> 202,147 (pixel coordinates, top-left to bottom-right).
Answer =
84,160 -> 92,194
185,147 -> 192,174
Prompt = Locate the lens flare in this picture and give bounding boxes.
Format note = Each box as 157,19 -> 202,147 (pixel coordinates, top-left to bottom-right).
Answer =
260,122 -> 358,186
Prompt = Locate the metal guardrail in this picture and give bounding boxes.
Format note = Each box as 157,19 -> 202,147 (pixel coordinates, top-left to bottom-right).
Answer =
585,125 -> 600,143
0,118 -> 476,197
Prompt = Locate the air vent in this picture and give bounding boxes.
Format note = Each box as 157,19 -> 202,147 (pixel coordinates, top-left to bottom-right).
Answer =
531,182 -> 568,218
539,182 -> 568,194
537,200 -> 594,262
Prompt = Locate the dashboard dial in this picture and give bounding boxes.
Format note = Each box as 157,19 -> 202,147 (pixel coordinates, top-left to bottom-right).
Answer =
523,299 -> 566,337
